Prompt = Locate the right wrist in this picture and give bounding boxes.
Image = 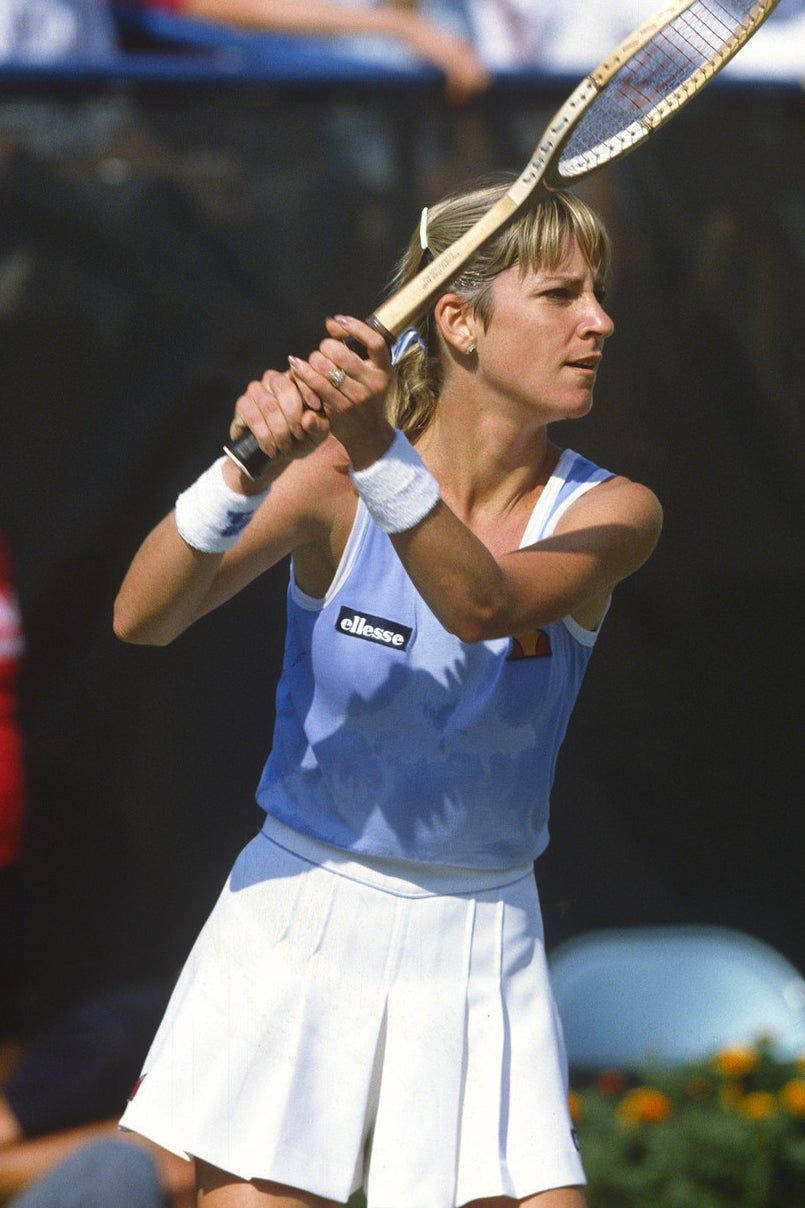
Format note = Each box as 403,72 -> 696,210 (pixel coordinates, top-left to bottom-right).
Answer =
175,457 -> 271,553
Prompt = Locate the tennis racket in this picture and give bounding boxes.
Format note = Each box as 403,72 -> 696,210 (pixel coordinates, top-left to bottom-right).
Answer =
225,0 -> 779,478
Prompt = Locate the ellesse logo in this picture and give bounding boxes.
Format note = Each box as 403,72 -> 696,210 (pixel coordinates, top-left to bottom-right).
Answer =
335,606 -> 412,651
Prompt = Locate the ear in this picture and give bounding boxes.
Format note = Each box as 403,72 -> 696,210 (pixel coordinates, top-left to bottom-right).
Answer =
433,293 -> 478,357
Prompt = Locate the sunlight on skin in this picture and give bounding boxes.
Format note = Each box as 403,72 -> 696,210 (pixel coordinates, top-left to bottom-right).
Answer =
465,1188 -> 586,1208
195,1161 -> 586,1208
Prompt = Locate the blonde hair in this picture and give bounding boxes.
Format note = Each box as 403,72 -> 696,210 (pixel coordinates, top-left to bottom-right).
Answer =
385,180 -> 611,438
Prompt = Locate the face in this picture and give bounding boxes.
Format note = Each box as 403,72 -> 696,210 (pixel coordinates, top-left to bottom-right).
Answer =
472,240 -> 614,424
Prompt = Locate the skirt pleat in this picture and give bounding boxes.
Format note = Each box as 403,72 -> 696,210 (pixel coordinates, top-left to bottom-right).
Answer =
365,895 -> 476,1208
454,897 -> 513,1206
120,821 -> 585,1207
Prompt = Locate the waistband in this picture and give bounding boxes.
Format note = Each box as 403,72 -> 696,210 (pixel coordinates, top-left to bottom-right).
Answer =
259,812 -> 534,899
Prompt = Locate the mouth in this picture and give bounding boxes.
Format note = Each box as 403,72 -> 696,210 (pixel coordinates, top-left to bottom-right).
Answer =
566,356 -> 602,371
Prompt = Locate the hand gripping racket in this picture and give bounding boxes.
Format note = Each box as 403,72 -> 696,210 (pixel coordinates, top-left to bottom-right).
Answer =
225,0 -> 779,479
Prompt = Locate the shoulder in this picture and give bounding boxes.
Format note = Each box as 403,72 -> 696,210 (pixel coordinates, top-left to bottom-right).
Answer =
254,435 -> 356,536
553,471 -> 663,585
563,473 -> 662,530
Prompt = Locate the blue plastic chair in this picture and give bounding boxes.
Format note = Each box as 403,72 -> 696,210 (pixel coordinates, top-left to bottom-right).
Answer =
548,925 -> 805,1069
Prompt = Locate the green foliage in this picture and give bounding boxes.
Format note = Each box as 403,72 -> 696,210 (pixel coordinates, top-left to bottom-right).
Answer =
573,1042 -> 805,1208
346,1043 -> 804,1207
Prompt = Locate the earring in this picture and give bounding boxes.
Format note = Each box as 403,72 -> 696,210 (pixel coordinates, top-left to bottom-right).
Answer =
466,343 -> 476,355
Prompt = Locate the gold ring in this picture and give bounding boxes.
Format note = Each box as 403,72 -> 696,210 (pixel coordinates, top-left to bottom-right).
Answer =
328,367 -> 346,390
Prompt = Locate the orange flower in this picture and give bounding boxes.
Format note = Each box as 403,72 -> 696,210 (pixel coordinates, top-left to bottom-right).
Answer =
736,1091 -> 777,1119
779,1079 -> 805,1118
617,1087 -> 674,1124
568,1091 -> 584,1123
596,1070 -> 627,1097
712,1046 -> 757,1078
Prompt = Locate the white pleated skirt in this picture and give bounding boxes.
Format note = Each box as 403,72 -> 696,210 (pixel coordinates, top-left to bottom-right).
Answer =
120,815 -> 584,1207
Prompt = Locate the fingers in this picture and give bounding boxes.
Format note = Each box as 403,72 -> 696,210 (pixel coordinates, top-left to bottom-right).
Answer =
230,368 -> 328,461
283,314 -> 391,422
288,342 -> 390,419
325,314 -> 392,371
287,355 -> 342,407
228,313 -> 390,461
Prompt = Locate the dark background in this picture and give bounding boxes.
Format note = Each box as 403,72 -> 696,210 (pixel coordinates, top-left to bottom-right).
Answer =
0,76 -> 802,1020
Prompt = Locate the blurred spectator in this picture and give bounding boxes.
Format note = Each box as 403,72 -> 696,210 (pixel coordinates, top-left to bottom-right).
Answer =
0,985 -> 193,1205
505,0 -> 658,73
0,0 -> 116,63
463,0 -> 804,77
5,1139 -> 164,1208
464,0 -> 541,69
138,0 -> 489,101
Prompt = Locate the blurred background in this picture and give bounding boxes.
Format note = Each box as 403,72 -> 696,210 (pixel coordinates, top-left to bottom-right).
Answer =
0,1 -> 803,1204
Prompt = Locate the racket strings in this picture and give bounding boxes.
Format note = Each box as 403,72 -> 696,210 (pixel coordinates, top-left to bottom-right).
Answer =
621,12 -> 726,111
558,0 -> 767,176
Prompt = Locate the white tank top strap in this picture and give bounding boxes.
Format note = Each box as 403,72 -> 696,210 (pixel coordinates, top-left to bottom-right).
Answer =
518,448 -> 575,548
517,447 -> 615,646
541,467 -> 614,539
520,448 -> 613,548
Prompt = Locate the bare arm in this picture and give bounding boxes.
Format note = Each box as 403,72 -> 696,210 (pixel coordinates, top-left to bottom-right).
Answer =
288,316 -> 663,642
113,369 -> 334,646
388,479 -> 662,642
182,0 -> 489,101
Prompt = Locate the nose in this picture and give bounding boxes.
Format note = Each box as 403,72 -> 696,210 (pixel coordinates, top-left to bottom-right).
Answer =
581,296 -> 615,340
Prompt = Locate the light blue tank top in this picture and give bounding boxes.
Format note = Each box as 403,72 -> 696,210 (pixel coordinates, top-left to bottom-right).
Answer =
256,447 -> 613,869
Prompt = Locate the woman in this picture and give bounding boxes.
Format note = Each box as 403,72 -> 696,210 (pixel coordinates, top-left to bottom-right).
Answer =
115,181 -> 662,1208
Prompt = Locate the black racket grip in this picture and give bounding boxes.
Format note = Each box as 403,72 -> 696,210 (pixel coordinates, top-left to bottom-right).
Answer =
222,429 -> 268,480
222,316 -> 394,480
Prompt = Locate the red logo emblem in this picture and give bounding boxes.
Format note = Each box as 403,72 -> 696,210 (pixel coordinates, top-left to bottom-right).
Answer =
507,629 -> 552,660
128,1075 -> 145,1102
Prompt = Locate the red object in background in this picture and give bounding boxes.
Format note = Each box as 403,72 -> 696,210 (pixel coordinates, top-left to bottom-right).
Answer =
0,536 -> 25,869
596,1069 -> 628,1098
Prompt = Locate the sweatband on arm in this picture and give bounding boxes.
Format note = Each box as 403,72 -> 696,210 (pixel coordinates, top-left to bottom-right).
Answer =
175,457 -> 269,553
349,429 -> 440,534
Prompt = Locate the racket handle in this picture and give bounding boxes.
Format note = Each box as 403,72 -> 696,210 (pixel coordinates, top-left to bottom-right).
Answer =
222,316 -> 395,480
222,430 -> 267,479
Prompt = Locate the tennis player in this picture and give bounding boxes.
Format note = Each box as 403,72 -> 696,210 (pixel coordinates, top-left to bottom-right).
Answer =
115,180 -> 662,1208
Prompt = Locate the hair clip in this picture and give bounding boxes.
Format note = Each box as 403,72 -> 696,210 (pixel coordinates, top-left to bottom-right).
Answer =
419,206 -> 429,252
418,206 -> 434,269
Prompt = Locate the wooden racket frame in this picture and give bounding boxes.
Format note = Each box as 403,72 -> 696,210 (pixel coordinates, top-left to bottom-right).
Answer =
370,0 -> 778,339
225,0 -> 779,476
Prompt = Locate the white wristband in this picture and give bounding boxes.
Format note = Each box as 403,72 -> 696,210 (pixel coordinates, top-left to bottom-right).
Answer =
175,457 -> 269,553
349,429 -> 440,534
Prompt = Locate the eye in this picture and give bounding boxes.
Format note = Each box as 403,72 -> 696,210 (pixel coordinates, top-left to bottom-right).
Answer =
544,288 -> 572,300
594,285 -> 608,303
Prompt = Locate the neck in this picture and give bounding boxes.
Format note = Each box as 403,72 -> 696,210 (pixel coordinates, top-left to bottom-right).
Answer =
414,385 -> 558,521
